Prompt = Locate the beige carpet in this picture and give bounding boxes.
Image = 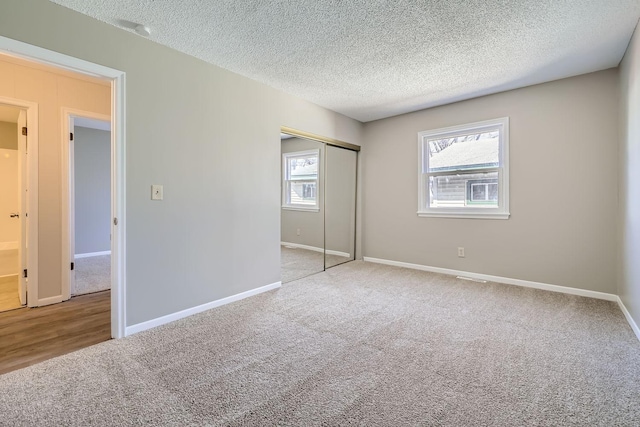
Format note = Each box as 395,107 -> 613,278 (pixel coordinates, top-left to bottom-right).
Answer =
1,261 -> 639,426
281,246 -> 348,283
73,255 -> 111,296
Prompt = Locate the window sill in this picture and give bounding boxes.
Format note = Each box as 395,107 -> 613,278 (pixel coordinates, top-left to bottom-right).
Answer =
282,206 -> 320,213
417,211 -> 510,220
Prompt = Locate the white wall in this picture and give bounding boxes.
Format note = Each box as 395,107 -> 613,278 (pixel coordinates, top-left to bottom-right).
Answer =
0,0 -> 362,326
0,121 -> 18,246
0,121 -> 17,149
619,23 -> 640,326
0,123 -> 19,277
74,126 -> 110,255
362,70 -> 619,293
0,149 -> 18,245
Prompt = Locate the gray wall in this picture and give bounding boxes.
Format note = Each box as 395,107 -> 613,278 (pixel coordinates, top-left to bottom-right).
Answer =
619,24 -> 640,327
281,137 -> 325,249
0,0 -> 362,326
74,126 -> 110,254
0,121 -> 17,150
362,69 -> 619,293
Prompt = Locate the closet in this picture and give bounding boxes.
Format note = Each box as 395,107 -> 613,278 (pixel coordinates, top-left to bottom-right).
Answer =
280,128 -> 359,283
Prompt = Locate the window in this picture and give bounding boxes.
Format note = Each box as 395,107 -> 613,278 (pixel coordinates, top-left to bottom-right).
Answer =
418,117 -> 509,219
282,149 -> 320,211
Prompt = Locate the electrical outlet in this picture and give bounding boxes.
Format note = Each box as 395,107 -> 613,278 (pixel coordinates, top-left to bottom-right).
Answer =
458,247 -> 465,258
296,228 -> 301,236
151,185 -> 163,200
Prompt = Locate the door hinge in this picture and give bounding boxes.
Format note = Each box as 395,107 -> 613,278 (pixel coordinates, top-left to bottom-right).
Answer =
70,132 -> 74,141
71,262 -> 74,271
23,269 -> 27,278
22,127 -> 27,136
113,217 -> 118,226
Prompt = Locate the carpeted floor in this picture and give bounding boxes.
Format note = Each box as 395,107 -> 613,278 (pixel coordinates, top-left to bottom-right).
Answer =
281,246 -> 348,283
73,255 -> 111,296
1,261 -> 639,426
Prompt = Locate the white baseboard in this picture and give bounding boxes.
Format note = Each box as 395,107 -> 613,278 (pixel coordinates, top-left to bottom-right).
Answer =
37,295 -> 64,307
363,257 -> 640,342
326,249 -> 350,258
616,297 -> 640,341
125,281 -> 281,336
75,251 -> 111,259
363,257 -> 618,302
281,242 -> 350,258
281,242 -> 323,253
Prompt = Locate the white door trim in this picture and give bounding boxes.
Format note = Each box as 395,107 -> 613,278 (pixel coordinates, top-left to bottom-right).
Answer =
17,109 -> 27,305
0,35 -> 127,339
0,96 -> 38,308
61,109 -> 111,301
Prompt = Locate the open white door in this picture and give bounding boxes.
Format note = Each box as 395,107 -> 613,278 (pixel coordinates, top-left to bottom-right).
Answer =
68,116 -> 76,298
17,109 -> 26,305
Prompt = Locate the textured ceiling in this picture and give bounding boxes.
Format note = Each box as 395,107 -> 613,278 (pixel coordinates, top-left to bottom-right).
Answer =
50,1 -> 640,122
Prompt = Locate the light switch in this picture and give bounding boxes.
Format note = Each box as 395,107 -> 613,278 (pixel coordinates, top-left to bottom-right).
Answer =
151,185 -> 163,200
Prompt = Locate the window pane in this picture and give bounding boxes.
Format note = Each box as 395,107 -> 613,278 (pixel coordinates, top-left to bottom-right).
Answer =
429,171 -> 499,208
289,181 -> 317,205
288,156 -> 318,179
427,130 -> 499,172
471,183 -> 486,201
488,183 -> 498,201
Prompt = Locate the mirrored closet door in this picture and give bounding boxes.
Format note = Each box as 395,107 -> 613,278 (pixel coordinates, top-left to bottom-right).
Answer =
280,129 -> 359,283
325,145 -> 357,269
280,135 -> 325,283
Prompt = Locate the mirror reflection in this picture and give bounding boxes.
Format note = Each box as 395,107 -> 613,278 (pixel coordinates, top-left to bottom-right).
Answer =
325,145 -> 357,269
280,131 -> 359,283
280,135 -> 325,283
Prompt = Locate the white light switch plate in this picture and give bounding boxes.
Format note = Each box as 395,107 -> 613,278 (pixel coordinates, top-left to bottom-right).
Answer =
151,185 -> 163,200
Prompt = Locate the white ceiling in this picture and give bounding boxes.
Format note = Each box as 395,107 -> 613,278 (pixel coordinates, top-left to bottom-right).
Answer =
50,1 -> 640,122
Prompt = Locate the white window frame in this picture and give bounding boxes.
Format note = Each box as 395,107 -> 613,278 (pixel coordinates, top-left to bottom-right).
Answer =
282,149 -> 320,212
417,117 -> 510,219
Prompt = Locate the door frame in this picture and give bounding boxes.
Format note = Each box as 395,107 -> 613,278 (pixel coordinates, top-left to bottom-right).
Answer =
61,109 -> 111,301
0,36 -> 127,339
0,96 -> 38,308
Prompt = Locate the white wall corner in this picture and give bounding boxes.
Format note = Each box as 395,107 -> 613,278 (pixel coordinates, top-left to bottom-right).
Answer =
616,297 -> 640,342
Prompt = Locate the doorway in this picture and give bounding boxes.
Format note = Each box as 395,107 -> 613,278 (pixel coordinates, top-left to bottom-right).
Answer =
0,104 -> 26,312
0,98 -> 38,312
63,112 -> 112,300
0,35 -> 126,338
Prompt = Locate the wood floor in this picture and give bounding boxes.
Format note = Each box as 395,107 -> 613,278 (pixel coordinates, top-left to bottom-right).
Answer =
0,290 -> 111,375
0,276 -> 23,313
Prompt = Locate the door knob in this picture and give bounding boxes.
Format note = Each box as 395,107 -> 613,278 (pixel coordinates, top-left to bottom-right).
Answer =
9,213 -> 19,218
